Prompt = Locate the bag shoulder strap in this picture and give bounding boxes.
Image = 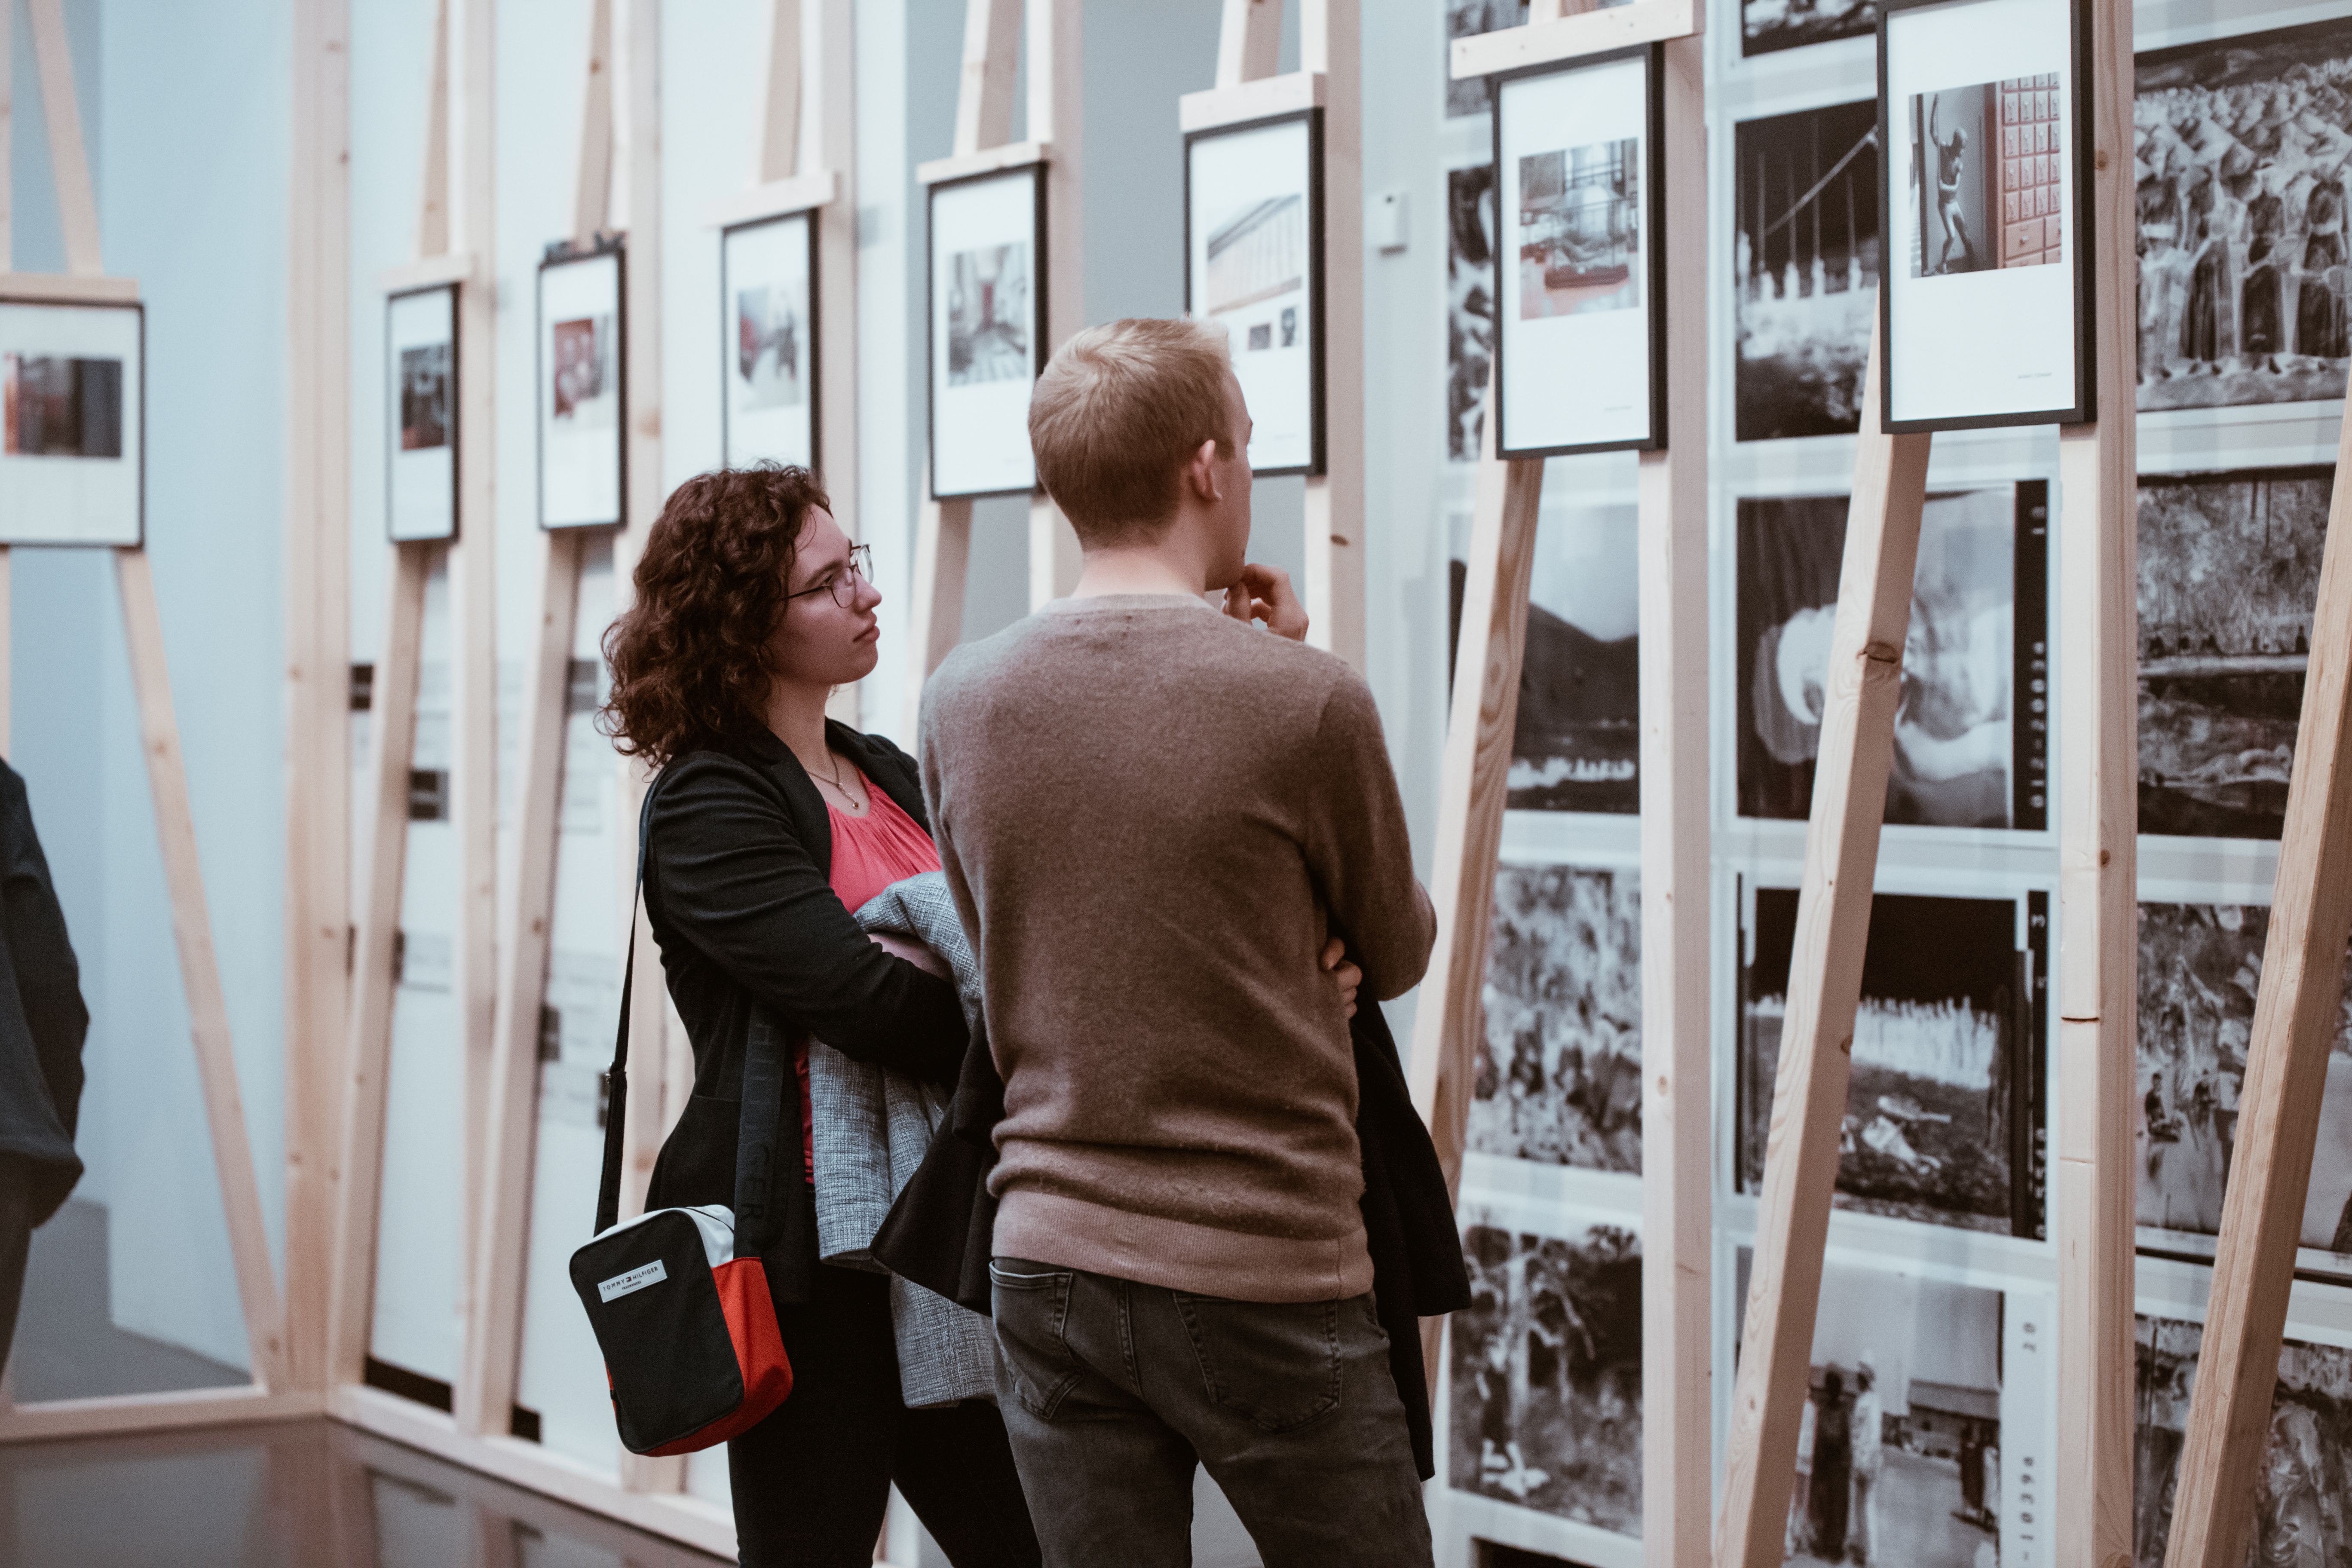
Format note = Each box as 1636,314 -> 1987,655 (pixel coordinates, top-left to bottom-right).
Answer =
592,772 -> 668,1236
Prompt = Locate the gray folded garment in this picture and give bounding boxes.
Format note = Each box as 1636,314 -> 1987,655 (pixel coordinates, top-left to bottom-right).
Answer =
808,870 -> 999,1409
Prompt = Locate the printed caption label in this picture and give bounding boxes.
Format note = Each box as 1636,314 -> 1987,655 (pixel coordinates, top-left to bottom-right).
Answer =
597,1259 -> 668,1302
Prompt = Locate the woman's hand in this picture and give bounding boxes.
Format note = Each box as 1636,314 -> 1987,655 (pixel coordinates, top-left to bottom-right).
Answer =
1322,937 -> 1363,1020
870,931 -> 951,981
1222,564 -> 1310,642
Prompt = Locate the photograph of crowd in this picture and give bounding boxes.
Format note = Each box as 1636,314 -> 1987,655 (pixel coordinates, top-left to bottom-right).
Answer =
2136,902 -> 2352,1265
1508,500 -> 1638,812
2138,467 -> 2330,840
1740,888 -> 2046,1237
2135,1315 -> 2352,1568
1449,163 -> 1498,462
1451,1208 -> 1642,1531
1734,98 -> 1880,442
1738,484 -> 2046,831
1736,1251 -> 2008,1568
1470,864 -> 1642,1172
2135,14 -> 2352,410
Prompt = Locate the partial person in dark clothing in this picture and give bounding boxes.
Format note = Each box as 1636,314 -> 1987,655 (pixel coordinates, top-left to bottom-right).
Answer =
0,759 -> 89,1372
600,464 -> 1037,1568
1809,1369 -> 1852,1560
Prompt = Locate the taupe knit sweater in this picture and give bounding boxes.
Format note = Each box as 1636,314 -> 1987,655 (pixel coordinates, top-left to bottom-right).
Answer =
919,594 -> 1435,1303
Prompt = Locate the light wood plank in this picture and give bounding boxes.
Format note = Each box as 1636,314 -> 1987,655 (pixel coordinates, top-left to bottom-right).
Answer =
915,140 -> 1048,188
1177,71 -> 1324,135
755,0 -> 802,183
0,270 -> 138,303
2054,0 -> 2140,1558
905,487 -> 973,737
1,0 -> 12,269
572,0 -> 615,245
0,1385 -> 318,1443
326,543 -> 430,1387
955,0 -> 1021,158
23,0 -> 100,275
115,548 -> 291,1390
1712,322 -> 1930,1568
1450,0 -> 1700,79
415,0 -> 452,258
699,170 -> 836,230
1300,3 -> 1360,672
376,253 -> 476,294
1026,0 -> 1081,613
457,529 -> 582,1438
1215,0 -> 1281,87
812,0 -> 858,520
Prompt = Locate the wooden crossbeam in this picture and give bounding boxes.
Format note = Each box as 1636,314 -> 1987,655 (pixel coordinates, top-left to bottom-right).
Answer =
1026,0 -> 1083,612
1215,0 -> 1280,86
1714,322 -> 1930,1568
24,0 -> 99,275
1300,0 -> 1361,670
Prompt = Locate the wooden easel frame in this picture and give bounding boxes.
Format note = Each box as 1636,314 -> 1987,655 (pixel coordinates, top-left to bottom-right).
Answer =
0,0 -> 296,1439
1427,3 -> 1710,1562
1712,0 -> 2139,1561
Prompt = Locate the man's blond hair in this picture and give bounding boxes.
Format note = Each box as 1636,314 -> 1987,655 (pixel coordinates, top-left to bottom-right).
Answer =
1028,317 -> 1236,547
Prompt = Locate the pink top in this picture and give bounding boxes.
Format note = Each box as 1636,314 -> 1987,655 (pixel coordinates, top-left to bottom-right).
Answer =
798,773 -> 945,1177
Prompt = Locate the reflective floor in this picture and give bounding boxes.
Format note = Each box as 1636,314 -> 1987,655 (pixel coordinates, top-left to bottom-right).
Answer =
0,1418 -> 727,1568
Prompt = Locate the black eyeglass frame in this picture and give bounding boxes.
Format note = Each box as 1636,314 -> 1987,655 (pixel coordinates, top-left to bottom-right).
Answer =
785,542 -> 874,609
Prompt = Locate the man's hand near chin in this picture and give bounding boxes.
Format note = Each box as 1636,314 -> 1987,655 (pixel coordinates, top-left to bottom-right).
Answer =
1220,563 -> 1311,642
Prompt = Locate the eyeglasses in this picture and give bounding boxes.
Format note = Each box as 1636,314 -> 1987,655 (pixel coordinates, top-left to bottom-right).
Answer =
785,542 -> 873,609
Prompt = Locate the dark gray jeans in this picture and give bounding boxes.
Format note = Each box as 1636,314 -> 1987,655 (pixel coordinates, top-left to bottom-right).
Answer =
989,1256 -> 1434,1568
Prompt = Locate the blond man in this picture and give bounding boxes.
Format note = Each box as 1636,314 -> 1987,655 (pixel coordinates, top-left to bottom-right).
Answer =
919,318 -> 1436,1566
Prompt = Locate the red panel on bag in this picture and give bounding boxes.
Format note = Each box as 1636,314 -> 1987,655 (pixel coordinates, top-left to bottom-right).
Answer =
643,1258 -> 793,1455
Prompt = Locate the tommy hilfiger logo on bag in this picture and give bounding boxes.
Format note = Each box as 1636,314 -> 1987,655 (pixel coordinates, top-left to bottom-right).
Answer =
596,1259 -> 668,1302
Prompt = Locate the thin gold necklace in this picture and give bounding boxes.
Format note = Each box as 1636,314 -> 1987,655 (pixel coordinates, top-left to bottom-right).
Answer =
818,750 -> 865,811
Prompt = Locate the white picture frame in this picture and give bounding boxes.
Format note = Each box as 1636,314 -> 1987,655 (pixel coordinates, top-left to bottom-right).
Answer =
0,297 -> 143,548
928,164 -> 1045,500
538,246 -> 626,530
1185,110 -> 1324,476
722,211 -> 818,473
1491,47 -> 1664,458
386,284 -> 457,543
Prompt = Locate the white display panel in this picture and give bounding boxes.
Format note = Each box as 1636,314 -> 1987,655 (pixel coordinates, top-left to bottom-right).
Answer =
0,299 -> 143,547
722,211 -> 817,473
386,285 -> 456,543
929,166 -> 1043,499
538,248 -> 625,529
1186,112 -> 1322,475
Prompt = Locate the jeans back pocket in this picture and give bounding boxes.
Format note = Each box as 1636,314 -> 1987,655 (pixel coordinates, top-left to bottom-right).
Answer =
1171,1294 -> 1344,1434
988,1259 -> 1084,1420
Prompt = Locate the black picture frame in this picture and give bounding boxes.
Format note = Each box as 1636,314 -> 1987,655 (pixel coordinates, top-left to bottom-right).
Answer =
385,282 -> 459,545
1182,107 -> 1327,478
1877,0 -> 2096,433
719,207 -> 821,475
536,237 -> 628,531
1487,43 -> 1669,459
926,160 -> 1049,502
0,295 -> 146,550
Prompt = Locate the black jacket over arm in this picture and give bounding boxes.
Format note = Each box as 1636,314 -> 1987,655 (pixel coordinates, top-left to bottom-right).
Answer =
0,761 -> 87,1227
641,723 -> 967,1303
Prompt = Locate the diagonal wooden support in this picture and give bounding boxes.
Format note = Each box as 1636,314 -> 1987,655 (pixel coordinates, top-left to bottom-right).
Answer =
2159,315 -> 2352,1568
24,0 -> 99,276
1714,320 -> 1931,1568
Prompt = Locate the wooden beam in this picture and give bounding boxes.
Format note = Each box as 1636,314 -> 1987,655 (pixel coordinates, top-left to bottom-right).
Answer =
0,1385 -> 319,1444
376,253 -> 476,295
325,544 -> 430,1387
115,548 -> 292,1390
905,487 -> 973,738
1214,0 -> 1281,87
0,271 -> 139,302
1300,0 -> 1361,671
1713,322 -> 1930,1568
572,0 -> 615,246
755,0 -> 802,184
698,170 -> 836,230
914,140 -> 1049,188
416,0 -> 453,258
1,0 -> 12,270
284,0 -> 355,1396
23,0 -> 100,275
1177,72 -> 1324,135
1449,0 -> 1701,78
954,0 -> 1022,159
1026,0 -> 1081,611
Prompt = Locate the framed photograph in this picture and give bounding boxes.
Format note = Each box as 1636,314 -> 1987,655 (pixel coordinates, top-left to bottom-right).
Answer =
1491,46 -> 1666,458
0,298 -> 142,548
2136,901 -> 2352,1276
1735,1248 -> 2051,1568
1733,98 -> 1882,442
1737,484 -> 2049,831
386,285 -> 457,543
1511,498 -> 1638,811
1446,163 -> 1499,463
928,163 -> 1045,500
2134,13 -> 2352,413
1742,0 -> 1880,58
1878,0 -> 2094,431
537,245 -> 625,530
722,210 -> 818,472
1186,110 -> 1325,476
1737,884 -> 2050,1239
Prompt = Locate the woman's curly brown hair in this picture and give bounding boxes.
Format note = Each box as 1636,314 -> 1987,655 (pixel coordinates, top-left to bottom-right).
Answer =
599,463 -> 829,766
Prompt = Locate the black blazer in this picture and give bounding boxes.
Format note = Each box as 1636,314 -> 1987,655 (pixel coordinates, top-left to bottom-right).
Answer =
0,760 -> 87,1227
641,723 -> 967,1302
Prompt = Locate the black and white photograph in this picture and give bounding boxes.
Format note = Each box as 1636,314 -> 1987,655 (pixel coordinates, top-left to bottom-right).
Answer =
1470,863 -> 1642,1172
1740,888 -> 2048,1237
1880,0 -> 2089,430
537,247 -> 623,530
1735,99 -> 1882,442
1734,1251 -> 2029,1568
2135,902 -> 2352,1265
2137,466 -> 2329,840
1188,110 -> 1322,474
1737,484 -> 2048,831
0,298 -> 141,547
1447,0 -> 1532,118
1508,499 -> 1639,810
930,164 -> 1043,498
2134,13 -> 2352,411
2134,1315 -> 2352,1568
1741,0 -> 1878,60
386,285 -> 456,544
1494,51 -> 1660,456
722,210 -> 815,472
1451,1202 -> 1642,1529
1449,162 -> 1499,462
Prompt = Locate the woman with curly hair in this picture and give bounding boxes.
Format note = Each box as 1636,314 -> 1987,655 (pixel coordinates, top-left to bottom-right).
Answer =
601,463 -> 1038,1568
